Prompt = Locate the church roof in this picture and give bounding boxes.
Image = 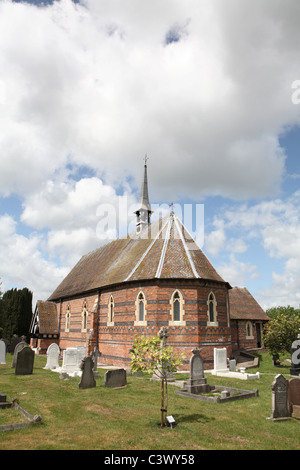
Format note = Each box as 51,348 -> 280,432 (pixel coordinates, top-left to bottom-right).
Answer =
48,214 -> 228,301
30,300 -> 59,335
229,287 -> 270,321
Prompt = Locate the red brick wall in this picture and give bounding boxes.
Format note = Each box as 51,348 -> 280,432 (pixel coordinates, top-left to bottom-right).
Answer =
55,280 -> 232,370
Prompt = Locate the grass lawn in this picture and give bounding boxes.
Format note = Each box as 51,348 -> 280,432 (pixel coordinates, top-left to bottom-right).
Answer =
0,351 -> 299,450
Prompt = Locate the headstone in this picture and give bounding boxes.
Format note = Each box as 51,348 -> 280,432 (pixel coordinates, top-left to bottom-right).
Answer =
0,339 -> 6,364
12,339 -> 28,368
269,374 -> 290,420
61,347 -> 81,376
44,343 -> 60,370
15,346 -> 34,375
290,329 -> 300,376
79,356 -> 96,389
91,347 -> 100,377
288,378 -> 300,419
9,335 -> 23,354
104,368 -> 127,388
213,348 -> 229,372
229,359 -> 236,372
186,349 -> 211,394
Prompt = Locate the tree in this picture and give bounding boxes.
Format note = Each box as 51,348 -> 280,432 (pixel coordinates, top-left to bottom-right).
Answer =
0,288 -> 33,343
130,334 -> 184,427
266,305 -> 300,321
263,312 -> 300,358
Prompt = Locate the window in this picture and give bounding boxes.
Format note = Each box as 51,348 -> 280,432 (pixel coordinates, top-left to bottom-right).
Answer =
207,292 -> 218,326
108,295 -> 114,325
170,290 -> 185,325
138,293 -> 145,322
65,305 -> 71,332
82,301 -> 88,332
135,291 -> 146,325
246,321 -> 253,339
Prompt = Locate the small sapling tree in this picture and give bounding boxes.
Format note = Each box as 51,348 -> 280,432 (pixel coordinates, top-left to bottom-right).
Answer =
130,334 -> 184,427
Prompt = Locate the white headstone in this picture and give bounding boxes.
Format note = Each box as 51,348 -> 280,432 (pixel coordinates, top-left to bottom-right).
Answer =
0,339 -> 6,364
213,348 -> 229,372
44,343 -> 60,370
62,347 -> 82,376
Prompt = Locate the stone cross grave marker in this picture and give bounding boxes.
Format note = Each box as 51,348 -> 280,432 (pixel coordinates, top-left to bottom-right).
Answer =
15,346 -> 35,375
269,374 -> 290,420
0,339 -> 6,364
44,343 -> 60,370
79,356 -> 96,389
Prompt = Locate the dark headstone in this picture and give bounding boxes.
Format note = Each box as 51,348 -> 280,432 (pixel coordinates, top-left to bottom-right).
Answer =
186,349 -> 211,394
15,346 -> 34,375
270,374 -> 290,420
79,356 -> 96,389
104,369 -> 127,389
288,378 -> 300,419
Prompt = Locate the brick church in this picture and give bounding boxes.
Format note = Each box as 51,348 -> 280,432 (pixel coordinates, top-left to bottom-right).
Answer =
30,162 -> 269,369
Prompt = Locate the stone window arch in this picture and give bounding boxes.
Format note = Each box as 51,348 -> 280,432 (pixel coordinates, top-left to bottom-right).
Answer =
169,289 -> 185,325
207,292 -> 218,326
108,295 -> 114,326
135,290 -> 147,325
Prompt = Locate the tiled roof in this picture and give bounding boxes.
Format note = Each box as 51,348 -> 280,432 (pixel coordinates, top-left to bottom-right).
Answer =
36,301 -> 59,334
229,287 -> 270,321
48,214 -> 227,301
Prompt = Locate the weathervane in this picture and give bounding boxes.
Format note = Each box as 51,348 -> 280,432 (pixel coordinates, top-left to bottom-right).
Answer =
144,153 -> 149,165
169,202 -> 174,214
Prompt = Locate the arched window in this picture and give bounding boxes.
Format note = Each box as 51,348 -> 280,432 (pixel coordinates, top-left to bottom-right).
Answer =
207,292 -> 218,326
65,305 -> 71,332
135,291 -> 146,325
109,296 -> 114,323
138,292 -> 145,322
173,292 -> 180,322
246,321 -> 253,338
82,301 -> 88,332
170,290 -> 185,325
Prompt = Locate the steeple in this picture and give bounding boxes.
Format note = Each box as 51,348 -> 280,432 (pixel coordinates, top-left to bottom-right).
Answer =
134,156 -> 153,234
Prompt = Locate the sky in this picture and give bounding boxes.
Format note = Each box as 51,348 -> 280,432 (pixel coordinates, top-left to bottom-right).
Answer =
0,0 -> 300,310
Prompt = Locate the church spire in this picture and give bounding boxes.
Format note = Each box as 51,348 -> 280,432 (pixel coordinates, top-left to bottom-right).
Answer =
135,155 -> 153,234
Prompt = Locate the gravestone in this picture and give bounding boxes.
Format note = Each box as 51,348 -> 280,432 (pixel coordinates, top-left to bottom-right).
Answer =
290,329 -> 300,376
288,378 -> 300,419
10,335 -> 23,354
12,339 -> 28,368
186,349 -> 211,394
61,347 -> 81,376
91,347 -> 100,377
213,348 -> 229,373
0,339 -> 6,364
79,356 -> 96,389
105,368 -> 127,389
15,346 -> 35,375
44,343 -> 60,370
269,374 -> 290,420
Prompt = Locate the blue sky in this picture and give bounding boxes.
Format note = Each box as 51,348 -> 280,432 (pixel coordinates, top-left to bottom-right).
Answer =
0,0 -> 300,309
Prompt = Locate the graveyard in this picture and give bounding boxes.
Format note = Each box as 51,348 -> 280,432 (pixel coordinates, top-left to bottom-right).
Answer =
0,349 -> 300,450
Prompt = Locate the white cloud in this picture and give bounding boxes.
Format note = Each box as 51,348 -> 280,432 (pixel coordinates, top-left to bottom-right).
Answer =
0,0 -> 299,201
0,214 -> 68,303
